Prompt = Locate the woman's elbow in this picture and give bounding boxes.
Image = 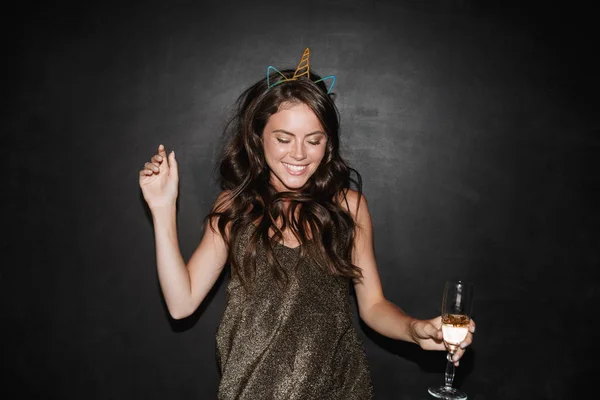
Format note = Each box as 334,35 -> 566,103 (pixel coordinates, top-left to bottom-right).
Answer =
167,303 -> 195,320
358,298 -> 388,327
358,304 -> 375,327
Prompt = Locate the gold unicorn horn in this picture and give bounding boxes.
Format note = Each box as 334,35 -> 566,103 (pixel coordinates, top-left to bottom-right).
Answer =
266,47 -> 336,94
292,48 -> 311,80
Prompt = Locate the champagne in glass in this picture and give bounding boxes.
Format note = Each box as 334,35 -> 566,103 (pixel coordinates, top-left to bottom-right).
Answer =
442,313 -> 470,354
428,280 -> 474,400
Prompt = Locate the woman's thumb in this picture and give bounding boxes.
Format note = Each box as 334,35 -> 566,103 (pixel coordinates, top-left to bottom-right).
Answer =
418,321 -> 438,339
169,151 -> 178,178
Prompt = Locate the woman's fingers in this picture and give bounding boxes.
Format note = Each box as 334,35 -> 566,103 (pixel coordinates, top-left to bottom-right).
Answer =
139,145 -> 170,180
459,320 -> 475,353
451,348 -> 464,365
168,150 -> 178,180
158,144 -> 168,168
144,162 -> 160,173
139,144 -> 174,185
451,329 -> 475,366
458,328 -> 474,349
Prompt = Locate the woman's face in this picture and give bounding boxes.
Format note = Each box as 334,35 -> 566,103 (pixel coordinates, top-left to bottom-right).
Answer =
262,102 -> 327,192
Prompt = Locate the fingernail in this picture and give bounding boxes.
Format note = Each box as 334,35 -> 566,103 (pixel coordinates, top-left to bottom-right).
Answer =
452,354 -> 459,362
460,342 -> 467,349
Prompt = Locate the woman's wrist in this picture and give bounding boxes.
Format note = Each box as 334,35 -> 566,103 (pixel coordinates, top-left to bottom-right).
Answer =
151,205 -> 177,223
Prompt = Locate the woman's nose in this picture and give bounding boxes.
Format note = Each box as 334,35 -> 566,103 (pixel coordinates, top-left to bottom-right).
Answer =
290,142 -> 307,160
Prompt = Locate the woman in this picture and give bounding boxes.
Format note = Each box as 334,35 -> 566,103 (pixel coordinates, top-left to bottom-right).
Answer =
139,49 -> 475,399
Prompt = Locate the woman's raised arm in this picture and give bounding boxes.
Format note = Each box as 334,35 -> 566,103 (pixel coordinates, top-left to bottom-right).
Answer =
140,144 -> 228,319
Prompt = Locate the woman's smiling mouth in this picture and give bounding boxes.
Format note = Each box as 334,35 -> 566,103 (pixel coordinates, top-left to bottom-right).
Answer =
282,162 -> 308,175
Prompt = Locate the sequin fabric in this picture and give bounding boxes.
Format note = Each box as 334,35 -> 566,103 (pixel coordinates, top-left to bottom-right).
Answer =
215,225 -> 374,399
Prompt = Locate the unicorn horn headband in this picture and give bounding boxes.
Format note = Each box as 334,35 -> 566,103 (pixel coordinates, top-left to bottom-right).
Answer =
266,48 -> 337,94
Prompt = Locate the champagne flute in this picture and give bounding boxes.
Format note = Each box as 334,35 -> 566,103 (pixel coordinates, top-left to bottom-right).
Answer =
428,280 -> 474,400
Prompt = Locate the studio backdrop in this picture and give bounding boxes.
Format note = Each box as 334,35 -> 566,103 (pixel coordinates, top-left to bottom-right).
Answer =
6,0 -> 598,399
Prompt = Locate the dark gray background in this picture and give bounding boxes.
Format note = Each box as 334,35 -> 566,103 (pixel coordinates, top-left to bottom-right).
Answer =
5,0 -> 598,399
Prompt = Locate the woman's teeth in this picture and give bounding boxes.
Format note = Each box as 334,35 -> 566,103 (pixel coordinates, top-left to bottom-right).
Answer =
283,163 -> 307,172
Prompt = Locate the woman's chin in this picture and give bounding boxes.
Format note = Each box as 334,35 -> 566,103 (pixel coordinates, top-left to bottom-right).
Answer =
272,178 -> 308,192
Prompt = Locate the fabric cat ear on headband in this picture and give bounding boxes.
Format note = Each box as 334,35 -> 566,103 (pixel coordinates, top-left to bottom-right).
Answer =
266,48 -> 337,94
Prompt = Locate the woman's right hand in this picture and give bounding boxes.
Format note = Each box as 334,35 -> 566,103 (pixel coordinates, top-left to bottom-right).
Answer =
139,144 -> 179,211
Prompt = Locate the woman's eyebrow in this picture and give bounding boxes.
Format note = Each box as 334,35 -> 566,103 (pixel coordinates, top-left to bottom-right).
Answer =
271,129 -> 325,136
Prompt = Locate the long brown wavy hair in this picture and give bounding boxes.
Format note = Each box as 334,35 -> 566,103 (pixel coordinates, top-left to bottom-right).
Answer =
206,69 -> 363,290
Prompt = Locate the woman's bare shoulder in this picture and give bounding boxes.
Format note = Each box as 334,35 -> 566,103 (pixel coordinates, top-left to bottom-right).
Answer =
336,189 -> 368,220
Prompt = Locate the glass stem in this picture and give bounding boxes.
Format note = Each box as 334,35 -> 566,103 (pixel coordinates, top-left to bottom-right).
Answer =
444,352 -> 455,388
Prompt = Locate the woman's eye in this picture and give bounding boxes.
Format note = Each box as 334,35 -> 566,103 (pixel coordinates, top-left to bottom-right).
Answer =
276,138 -> 290,144
308,141 -> 321,146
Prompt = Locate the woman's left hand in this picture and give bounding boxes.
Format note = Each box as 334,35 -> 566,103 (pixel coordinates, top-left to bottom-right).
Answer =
410,317 -> 476,366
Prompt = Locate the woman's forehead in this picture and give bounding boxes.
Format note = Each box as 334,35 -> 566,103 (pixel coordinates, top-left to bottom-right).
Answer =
266,103 -> 323,131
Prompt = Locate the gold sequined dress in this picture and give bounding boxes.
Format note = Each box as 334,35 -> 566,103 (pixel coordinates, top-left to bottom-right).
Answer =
215,225 -> 374,399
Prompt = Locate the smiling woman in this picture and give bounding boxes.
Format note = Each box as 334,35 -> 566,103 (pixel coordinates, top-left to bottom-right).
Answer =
263,103 -> 328,191
138,48 -> 475,400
